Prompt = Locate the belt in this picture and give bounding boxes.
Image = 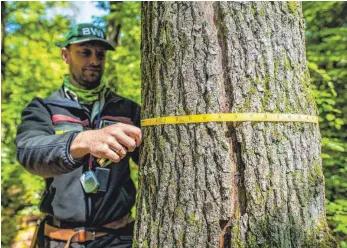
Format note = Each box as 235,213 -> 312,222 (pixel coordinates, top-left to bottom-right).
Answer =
44,218 -> 134,248
52,215 -> 134,229
44,223 -> 108,248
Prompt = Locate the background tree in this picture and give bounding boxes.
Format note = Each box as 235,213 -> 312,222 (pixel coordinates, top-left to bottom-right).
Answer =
135,2 -> 335,247
303,2 -> 347,245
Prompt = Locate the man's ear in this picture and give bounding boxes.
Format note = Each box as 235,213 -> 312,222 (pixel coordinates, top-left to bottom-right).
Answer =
61,48 -> 69,64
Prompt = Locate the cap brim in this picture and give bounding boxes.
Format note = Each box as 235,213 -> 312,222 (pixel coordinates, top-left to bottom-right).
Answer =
69,38 -> 115,51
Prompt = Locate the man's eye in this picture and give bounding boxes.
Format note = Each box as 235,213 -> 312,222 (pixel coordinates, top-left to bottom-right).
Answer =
79,51 -> 91,56
97,52 -> 105,59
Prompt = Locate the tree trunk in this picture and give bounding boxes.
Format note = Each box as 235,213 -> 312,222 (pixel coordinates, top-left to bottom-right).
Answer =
107,1 -> 122,46
135,2 -> 335,247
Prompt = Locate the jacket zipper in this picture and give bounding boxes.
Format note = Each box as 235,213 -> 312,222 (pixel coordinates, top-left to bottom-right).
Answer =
85,97 -> 122,222
82,107 -> 93,222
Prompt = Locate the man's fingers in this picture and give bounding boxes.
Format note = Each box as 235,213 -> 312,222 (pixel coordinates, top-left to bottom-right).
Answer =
113,133 -> 137,152
126,130 -> 142,147
104,123 -> 142,153
108,142 -> 127,158
114,123 -> 142,147
129,133 -> 142,147
103,149 -> 121,163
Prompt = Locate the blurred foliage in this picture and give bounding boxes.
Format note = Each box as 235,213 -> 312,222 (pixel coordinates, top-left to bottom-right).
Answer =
92,1 -> 141,104
1,1 -> 141,247
102,1 -> 141,104
303,1 -> 347,244
1,1 -> 346,247
1,2 -> 70,247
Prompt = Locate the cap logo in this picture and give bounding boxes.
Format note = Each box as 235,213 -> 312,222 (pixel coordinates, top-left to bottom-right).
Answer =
57,24 -> 115,50
82,27 -> 104,39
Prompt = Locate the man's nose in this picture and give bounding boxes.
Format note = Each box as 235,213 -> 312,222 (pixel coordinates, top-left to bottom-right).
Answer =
89,53 -> 101,65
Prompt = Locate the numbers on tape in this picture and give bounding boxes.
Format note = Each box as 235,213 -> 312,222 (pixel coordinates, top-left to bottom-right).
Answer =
141,113 -> 319,127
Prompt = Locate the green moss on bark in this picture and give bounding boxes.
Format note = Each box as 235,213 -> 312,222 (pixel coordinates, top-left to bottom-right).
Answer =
288,2 -> 298,15
302,218 -> 337,248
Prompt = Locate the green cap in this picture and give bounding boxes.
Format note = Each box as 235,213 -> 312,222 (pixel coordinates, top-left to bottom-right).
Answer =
56,23 -> 115,50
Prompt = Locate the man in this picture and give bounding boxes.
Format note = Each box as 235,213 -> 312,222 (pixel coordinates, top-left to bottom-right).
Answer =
15,23 -> 142,248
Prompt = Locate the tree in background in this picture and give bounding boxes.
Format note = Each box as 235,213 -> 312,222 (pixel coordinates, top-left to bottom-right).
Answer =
136,2 -> 335,247
303,2 -> 347,246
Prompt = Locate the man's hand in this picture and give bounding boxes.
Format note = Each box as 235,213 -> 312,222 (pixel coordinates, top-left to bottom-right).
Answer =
70,123 -> 142,163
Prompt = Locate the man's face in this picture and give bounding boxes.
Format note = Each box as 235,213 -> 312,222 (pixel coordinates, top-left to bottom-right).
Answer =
62,42 -> 107,89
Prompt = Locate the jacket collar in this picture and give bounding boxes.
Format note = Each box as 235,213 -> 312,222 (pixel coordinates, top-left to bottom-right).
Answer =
43,86 -> 123,109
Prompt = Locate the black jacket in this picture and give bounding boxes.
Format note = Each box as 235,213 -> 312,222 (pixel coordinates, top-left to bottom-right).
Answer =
15,87 -> 140,226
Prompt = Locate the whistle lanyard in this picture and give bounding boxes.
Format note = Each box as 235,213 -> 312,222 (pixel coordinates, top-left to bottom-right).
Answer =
88,93 -> 102,171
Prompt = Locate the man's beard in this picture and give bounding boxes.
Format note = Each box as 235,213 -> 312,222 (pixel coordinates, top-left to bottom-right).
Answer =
72,71 -> 103,90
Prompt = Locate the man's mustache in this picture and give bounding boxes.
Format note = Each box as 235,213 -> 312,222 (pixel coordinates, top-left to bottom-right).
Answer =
84,67 -> 101,72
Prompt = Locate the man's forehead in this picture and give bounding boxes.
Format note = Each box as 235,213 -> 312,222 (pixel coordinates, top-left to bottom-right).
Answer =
74,42 -> 107,50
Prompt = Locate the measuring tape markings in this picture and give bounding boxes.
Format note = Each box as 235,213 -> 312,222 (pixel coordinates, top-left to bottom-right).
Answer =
141,113 -> 319,126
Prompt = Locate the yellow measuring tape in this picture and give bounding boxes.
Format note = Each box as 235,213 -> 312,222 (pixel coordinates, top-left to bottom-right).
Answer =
141,113 -> 319,126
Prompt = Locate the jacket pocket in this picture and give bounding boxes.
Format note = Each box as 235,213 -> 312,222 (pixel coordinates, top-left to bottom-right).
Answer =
50,166 -> 87,223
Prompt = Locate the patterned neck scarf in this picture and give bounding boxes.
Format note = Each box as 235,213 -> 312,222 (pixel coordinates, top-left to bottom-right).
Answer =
63,75 -> 108,104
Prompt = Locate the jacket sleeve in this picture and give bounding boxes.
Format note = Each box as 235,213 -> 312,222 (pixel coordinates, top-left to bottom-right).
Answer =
15,98 -> 84,178
130,101 -> 141,165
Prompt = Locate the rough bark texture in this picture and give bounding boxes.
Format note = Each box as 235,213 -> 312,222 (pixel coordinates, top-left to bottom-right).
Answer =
135,2 -> 335,247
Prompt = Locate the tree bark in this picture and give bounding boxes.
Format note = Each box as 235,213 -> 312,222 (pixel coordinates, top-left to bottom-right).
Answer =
135,2 -> 336,247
